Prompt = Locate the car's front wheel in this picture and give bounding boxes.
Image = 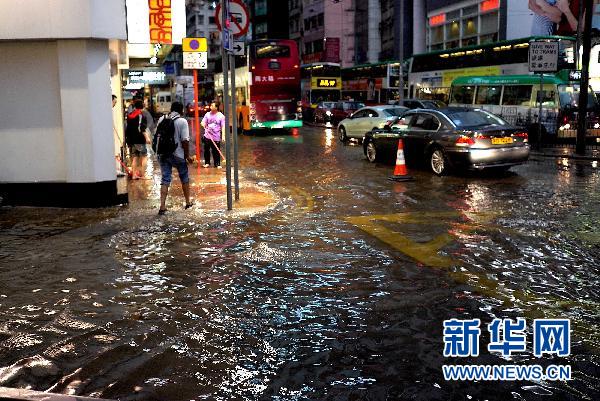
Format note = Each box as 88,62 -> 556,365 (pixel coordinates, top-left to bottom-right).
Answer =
365,140 -> 377,163
430,148 -> 448,176
339,126 -> 348,142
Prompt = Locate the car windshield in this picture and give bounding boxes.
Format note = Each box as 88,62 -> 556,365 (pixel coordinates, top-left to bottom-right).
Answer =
344,102 -> 364,110
383,108 -> 406,117
323,102 -> 336,109
446,110 -> 509,128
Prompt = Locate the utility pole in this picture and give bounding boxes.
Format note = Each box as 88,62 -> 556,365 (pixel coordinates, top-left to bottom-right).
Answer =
576,0 -> 593,155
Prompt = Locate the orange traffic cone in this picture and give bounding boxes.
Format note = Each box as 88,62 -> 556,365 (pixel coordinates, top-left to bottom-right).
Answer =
388,139 -> 414,182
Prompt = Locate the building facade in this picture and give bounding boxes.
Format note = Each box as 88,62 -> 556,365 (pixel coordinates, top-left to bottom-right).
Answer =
250,0 -> 290,40
424,0 -> 540,52
293,0 -> 354,67
185,0 -> 221,101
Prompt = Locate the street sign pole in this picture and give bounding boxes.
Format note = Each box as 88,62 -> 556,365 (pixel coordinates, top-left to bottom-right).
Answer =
193,69 -> 200,164
230,54 -> 240,201
576,0 -> 594,155
538,73 -> 544,148
221,0 -> 233,210
398,0 -> 404,104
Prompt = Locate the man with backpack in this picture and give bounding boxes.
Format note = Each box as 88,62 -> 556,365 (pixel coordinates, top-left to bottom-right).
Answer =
154,101 -> 194,215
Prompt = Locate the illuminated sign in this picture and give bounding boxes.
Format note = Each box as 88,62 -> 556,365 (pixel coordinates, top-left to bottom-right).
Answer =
568,70 -> 582,81
127,69 -> 168,84
126,0 -> 186,44
317,79 -> 338,88
429,13 -> 446,26
480,0 -> 499,13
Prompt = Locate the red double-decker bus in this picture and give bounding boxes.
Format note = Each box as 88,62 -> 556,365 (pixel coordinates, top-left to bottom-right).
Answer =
216,39 -> 303,131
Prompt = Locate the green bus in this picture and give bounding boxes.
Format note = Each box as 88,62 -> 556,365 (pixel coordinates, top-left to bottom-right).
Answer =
449,72 -> 599,141
409,35 -> 576,105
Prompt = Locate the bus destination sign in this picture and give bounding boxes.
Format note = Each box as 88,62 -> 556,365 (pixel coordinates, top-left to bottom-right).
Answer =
317,79 -> 338,88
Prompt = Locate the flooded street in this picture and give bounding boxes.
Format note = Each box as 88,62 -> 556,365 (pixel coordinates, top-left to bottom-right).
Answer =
0,124 -> 599,400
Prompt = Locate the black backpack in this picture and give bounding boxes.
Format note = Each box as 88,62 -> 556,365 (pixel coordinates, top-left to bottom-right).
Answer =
152,115 -> 179,156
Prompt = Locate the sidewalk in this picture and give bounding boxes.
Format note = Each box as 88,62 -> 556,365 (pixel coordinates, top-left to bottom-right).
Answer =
0,387 -> 113,401
530,146 -> 600,161
125,159 -> 278,217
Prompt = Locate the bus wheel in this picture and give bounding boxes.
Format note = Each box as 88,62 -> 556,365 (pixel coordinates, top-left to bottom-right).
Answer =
339,126 -> 348,142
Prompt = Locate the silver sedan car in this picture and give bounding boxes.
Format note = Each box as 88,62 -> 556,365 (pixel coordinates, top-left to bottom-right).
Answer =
337,105 -> 408,142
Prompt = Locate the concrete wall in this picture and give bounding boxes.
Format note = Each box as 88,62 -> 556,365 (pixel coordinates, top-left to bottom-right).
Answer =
0,0 -> 127,206
0,40 -> 115,183
0,42 -> 66,182
0,0 -> 126,40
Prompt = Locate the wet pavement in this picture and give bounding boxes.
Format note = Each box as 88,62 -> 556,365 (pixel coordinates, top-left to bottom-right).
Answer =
0,124 -> 599,400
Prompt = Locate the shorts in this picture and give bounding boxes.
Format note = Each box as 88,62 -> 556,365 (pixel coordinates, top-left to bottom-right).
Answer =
158,154 -> 190,185
129,144 -> 148,156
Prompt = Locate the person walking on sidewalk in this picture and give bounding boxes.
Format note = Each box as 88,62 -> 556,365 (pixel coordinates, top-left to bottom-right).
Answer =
156,101 -> 195,215
201,102 -> 225,168
125,99 -> 151,179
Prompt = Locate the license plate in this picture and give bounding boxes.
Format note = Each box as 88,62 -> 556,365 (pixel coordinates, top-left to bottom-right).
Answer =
491,137 -> 513,145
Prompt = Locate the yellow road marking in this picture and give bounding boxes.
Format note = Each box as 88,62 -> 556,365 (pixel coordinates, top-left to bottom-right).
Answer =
345,211 -> 600,351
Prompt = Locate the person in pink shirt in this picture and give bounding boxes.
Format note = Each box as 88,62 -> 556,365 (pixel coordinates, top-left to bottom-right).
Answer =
201,102 -> 225,168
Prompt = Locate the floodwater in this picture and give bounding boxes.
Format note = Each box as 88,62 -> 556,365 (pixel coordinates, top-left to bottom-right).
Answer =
0,124 -> 599,400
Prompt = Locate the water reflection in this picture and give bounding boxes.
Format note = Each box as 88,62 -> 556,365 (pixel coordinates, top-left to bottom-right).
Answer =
0,129 -> 598,400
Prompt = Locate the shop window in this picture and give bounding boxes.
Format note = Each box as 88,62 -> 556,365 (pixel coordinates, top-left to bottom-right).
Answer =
480,11 -> 498,34
255,0 -> 267,16
462,5 -> 478,16
462,37 -> 477,46
462,17 -> 477,37
255,22 -> 267,35
446,40 -> 459,49
446,21 -> 460,40
318,13 -> 324,27
431,26 -> 444,44
480,32 -> 498,44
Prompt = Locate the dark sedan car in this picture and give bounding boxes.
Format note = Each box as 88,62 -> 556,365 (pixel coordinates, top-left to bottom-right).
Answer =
363,108 -> 530,175
313,101 -> 337,123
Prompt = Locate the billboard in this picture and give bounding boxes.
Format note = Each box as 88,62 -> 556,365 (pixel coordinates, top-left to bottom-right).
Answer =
126,0 -> 186,44
529,0 -> 580,36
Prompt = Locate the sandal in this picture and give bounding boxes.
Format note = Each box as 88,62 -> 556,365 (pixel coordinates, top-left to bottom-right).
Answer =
158,209 -> 167,215
184,202 -> 194,210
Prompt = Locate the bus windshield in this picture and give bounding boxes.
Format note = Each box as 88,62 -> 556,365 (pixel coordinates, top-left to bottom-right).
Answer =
255,44 -> 290,59
447,110 -> 510,128
558,85 -> 597,110
311,89 -> 340,103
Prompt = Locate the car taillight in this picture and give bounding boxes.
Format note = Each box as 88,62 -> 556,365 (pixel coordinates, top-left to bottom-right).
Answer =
474,134 -> 490,140
456,135 -> 475,145
513,132 -> 528,142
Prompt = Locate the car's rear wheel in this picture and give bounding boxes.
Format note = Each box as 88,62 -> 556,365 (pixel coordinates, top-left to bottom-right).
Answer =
430,148 -> 448,176
339,126 -> 348,142
365,140 -> 377,163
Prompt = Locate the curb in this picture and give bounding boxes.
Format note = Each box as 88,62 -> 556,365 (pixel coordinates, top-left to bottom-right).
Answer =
0,386 -> 114,401
530,151 -> 600,161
